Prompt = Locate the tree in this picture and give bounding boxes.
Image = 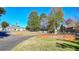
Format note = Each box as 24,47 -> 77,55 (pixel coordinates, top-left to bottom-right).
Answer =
40,13 -> 47,20
48,17 -> 55,33
48,7 -> 64,33
60,24 -> 65,33
28,11 -> 40,31
1,21 -> 9,30
40,13 -> 48,31
0,7 -> 6,16
25,26 -> 30,30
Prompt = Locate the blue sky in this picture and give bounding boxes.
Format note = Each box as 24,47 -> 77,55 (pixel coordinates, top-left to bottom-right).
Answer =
62,7 -> 79,21
0,7 -> 79,27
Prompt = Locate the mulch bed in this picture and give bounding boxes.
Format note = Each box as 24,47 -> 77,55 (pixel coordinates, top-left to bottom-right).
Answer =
39,34 -> 76,41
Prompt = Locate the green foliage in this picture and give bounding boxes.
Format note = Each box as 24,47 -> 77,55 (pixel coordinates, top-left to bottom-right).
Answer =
40,13 -> 48,31
27,8 -> 64,32
60,24 -> 65,32
40,13 -> 47,20
48,8 -> 64,33
25,26 -> 30,30
1,21 -> 9,29
28,11 -> 40,31
48,18 -> 55,31
0,7 -> 6,16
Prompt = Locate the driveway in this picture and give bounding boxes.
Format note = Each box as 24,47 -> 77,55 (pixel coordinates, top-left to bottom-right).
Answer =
0,35 -> 34,51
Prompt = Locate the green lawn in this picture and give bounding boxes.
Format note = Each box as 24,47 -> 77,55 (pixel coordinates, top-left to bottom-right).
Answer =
12,37 -> 79,51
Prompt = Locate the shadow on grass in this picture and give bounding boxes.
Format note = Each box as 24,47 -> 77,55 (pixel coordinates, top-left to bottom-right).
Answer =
72,38 -> 79,44
64,43 -> 79,51
0,31 -> 10,38
56,42 -> 79,51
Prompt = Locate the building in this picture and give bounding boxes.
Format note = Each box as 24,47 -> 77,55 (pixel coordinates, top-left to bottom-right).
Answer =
65,19 -> 78,33
5,25 -> 25,31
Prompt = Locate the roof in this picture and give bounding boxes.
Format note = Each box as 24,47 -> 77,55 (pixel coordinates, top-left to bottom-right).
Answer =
66,20 -> 76,28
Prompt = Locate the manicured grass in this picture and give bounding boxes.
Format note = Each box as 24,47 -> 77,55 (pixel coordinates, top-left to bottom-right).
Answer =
12,37 -> 79,51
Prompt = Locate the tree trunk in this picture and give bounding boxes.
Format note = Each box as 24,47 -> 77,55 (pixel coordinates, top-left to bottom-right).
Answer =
54,29 -> 57,34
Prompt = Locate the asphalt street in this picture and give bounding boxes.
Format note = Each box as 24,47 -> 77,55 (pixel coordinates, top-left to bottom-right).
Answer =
0,35 -> 34,51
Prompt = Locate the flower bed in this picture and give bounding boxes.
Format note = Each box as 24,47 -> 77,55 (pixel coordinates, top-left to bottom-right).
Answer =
39,34 -> 76,41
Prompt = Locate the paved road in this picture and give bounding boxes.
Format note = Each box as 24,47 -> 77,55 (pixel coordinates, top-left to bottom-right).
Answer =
0,35 -> 34,51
